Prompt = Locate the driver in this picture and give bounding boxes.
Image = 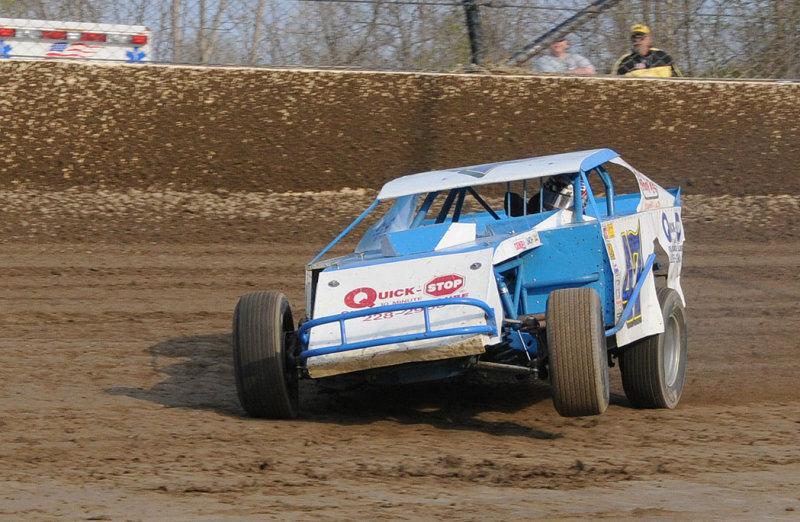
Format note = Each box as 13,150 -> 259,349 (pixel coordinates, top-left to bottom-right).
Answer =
541,175 -> 587,211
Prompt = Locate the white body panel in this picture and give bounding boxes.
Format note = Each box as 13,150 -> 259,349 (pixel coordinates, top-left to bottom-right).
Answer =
434,222 -> 477,251
492,229 -> 542,265
307,249 -> 503,376
601,169 -> 684,346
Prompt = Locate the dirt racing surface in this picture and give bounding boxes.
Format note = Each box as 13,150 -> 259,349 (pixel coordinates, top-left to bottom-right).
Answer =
1,174 -> 799,520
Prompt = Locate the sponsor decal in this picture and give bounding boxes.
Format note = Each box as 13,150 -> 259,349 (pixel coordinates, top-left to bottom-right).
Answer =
343,285 -> 421,309
603,223 -> 615,239
425,274 -> 465,297
641,199 -> 663,210
344,287 -> 378,309
636,174 -> 660,200
46,42 -> 102,58
341,274 -> 467,310
662,211 -> 683,243
494,231 -> 541,264
621,222 -> 644,327
662,211 -> 684,262
522,231 -> 540,248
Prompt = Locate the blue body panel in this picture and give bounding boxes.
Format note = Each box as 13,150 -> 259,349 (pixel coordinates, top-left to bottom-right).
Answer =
513,221 -> 613,325
483,212 -> 554,237
382,223 -> 454,256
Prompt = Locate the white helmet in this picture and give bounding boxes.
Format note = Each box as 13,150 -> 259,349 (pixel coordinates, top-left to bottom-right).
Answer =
542,175 -> 587,211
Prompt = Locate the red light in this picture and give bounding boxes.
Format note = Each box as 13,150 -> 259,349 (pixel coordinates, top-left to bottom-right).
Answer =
131,35 -> 148,45
81,32 -> 106,42
0,28 -> 15,37
41,30 -> 67,40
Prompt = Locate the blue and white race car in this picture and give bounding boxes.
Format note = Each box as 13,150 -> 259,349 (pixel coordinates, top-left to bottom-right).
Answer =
233,148 -> 687,418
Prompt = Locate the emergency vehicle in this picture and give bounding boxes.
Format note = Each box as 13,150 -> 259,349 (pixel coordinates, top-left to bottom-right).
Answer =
0,17 -> 151,62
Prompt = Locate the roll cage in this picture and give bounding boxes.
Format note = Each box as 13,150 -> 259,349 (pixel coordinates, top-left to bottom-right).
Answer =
311,148 -> 638,265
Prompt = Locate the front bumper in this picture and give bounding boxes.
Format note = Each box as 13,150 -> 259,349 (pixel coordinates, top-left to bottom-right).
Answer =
298,297 -> 497,378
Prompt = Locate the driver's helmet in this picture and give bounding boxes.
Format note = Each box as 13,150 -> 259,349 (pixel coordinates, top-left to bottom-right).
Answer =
541,174 -> 588,211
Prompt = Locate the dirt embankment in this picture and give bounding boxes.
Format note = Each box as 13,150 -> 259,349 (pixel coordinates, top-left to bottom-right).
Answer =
1,61 -> 798,196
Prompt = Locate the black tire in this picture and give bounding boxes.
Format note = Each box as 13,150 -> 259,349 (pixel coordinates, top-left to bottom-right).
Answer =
619,287 -> 687,409
546,288 -> 610,417
232,291 -> 299,418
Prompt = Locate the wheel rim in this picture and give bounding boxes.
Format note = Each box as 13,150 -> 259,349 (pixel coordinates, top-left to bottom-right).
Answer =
662,313 -> 681,387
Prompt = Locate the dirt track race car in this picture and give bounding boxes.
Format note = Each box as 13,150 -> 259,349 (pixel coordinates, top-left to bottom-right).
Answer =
232,148 -> 687,418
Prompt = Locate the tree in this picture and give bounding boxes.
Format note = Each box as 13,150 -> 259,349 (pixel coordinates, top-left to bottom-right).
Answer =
172,0 -> 182,62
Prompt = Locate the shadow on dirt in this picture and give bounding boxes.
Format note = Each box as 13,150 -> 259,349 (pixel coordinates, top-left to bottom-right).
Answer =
107,333 -> 243,416
109,333 -> 628,439
304,378 -> 563,440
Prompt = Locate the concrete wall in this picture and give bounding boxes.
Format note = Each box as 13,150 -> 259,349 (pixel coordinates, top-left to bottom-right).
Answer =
1,61 -> 797,195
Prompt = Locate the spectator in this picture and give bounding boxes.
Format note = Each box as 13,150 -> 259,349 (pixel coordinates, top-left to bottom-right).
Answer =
613,24 -> 682,77
534,38 -> 596,75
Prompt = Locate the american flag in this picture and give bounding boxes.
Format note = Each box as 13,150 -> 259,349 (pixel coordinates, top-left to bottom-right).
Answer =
46,42 -> 102,58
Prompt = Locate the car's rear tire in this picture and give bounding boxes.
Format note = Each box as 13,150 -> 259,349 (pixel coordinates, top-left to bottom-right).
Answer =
546,288 -> 610,417
232,291 -> 299,418
619,287 -> 687,409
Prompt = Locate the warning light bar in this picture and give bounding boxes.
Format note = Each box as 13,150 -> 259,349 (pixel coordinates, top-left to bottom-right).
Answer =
0,27 -> 148,45
41,30 -> 67,39
81,32 -> 107,42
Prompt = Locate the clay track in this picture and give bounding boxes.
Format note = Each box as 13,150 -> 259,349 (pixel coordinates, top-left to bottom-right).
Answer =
1,192 -> 799,519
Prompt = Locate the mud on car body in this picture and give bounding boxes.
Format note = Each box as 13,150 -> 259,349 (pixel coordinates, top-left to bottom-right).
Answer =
232,148 -> 687,418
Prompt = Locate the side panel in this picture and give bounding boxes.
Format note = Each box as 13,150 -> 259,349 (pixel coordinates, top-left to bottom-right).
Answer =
602,206 -> 685,346
516,221 -> 613,323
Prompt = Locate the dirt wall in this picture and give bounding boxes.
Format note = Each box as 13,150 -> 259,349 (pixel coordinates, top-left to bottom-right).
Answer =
1,61 -> 797,195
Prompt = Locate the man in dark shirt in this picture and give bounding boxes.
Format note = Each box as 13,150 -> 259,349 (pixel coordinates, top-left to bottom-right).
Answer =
613,24 -> 682,77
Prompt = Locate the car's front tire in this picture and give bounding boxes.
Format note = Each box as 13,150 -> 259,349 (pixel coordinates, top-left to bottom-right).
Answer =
546,287 -> 610,417
232,291 -> 299,418
619,287 -> 687,409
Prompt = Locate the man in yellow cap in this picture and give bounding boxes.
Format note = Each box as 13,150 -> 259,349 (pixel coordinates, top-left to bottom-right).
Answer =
613,24 -> 682,77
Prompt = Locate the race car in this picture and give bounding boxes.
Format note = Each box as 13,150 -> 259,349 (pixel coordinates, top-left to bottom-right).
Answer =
232,148 -> 687,418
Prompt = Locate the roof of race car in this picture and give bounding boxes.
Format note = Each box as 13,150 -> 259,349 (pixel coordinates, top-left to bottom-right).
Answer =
376,148 -> 620,200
